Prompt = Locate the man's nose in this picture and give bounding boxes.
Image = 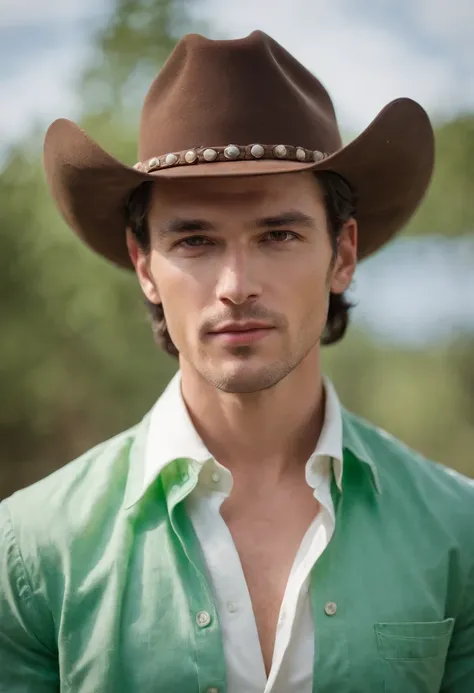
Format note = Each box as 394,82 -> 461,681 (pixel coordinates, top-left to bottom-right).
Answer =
215,250 -> 262,305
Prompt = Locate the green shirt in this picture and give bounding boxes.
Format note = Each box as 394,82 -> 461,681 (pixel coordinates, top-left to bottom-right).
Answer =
1,405 -> 473,692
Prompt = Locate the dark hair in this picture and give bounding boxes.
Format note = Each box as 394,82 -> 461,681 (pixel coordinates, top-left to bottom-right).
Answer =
126,171 -> 356,357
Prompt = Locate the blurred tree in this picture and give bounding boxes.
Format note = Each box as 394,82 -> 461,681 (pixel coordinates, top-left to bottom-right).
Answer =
322,331 -> 474,479
0,0 -> 203,499
80,0 -> 202,118
0,141 -> 176,497
406,116 -> 474,238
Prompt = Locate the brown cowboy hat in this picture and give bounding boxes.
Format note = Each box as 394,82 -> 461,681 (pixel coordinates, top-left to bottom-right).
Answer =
43,30 -> 434,269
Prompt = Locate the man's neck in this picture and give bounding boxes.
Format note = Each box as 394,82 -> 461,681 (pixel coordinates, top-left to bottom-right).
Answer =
179,352 -> 325,481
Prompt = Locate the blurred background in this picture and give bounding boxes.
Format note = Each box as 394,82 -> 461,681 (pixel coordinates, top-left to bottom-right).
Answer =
1,0 -> 473,500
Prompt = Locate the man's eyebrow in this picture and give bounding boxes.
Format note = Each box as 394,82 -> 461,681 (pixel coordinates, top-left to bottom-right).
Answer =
251,210 -> 317,229
157,210 -> 316,238
158,218 -> 217,237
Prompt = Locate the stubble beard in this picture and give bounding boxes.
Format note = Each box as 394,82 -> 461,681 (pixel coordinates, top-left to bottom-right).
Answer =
197,337 -> 318,395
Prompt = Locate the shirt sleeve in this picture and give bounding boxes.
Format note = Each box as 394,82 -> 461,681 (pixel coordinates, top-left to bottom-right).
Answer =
0,501 -> 59,692
441,556 -> 474,692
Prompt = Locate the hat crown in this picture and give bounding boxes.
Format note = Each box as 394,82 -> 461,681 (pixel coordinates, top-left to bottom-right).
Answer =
138,30 -> 342,160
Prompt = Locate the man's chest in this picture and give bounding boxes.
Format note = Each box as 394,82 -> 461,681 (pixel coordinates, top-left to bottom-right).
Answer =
219,489 -> 321,674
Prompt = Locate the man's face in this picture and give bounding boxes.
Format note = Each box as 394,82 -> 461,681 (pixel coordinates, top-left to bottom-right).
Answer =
128,172 -> 357,393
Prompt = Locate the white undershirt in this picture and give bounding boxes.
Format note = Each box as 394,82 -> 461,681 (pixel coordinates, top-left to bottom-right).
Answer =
144,372 -> 343,693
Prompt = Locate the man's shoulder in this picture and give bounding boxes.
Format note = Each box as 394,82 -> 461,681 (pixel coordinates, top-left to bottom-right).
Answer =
344,408 -> 474,512
2,419 -> 144,543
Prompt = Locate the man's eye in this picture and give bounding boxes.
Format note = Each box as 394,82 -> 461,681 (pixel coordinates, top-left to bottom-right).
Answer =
263,230 -> 298,243
177,236 -> 212,248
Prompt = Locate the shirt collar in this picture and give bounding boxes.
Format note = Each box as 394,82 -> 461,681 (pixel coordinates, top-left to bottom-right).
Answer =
142,370 -> 212,496
341,407 -> 382,494
309,376 -> 343,489
124,371 -> 380,510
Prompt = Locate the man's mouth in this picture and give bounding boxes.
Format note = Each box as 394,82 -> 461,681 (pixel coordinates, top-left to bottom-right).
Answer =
208,322 -> 275,344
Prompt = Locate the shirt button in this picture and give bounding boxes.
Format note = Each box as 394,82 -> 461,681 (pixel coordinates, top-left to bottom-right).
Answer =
226,601 -> 238,613
196,610 -> 212,628
211,471 -> 220,483
324,601 -> 337,616
207,688 -> 219,693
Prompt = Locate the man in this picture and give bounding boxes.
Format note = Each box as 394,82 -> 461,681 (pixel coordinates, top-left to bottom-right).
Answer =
0,30 -> 473,693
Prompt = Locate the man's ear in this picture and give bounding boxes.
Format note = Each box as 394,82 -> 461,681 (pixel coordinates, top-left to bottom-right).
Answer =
126,228 -> 160,304
330,218 -> 357,294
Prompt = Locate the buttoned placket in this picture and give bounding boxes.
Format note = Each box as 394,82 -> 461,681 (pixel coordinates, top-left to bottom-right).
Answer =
307,475 -> 353,691
186,458 -> 267,693
165,462 -> 228,693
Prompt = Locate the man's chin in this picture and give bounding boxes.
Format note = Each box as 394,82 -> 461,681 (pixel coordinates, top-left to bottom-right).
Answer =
203,361 -> 291,395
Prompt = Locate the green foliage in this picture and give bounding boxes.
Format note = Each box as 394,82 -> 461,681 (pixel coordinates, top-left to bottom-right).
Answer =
323,331 -> 474,479
78,0 -> 204,138
0,146 -> 176,495
406,117 -> 474,237
0,0 -> 197,498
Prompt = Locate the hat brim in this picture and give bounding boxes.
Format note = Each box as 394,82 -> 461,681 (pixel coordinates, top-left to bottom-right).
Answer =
43,97 -> 434,268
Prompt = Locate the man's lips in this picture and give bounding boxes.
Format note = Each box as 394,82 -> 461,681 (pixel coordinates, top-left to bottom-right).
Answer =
209,321 -> 273,334
207,322 -> 275,344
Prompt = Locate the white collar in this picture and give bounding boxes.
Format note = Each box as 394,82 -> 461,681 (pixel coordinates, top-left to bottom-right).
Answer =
143,371 -> 344,495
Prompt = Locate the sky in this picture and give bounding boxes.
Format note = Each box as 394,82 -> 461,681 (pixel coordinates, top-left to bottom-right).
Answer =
0,0 -> 473,346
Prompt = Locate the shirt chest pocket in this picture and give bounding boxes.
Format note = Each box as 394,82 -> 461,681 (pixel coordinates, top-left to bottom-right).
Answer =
375,618 -> 454,693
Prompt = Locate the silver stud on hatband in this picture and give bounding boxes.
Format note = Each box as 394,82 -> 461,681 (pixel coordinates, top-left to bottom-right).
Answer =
185,150 -> 197,163
250,144 -> 265,158
203,148 -> 218,162
274,145 -> 288,158
224,145 -> 240,160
